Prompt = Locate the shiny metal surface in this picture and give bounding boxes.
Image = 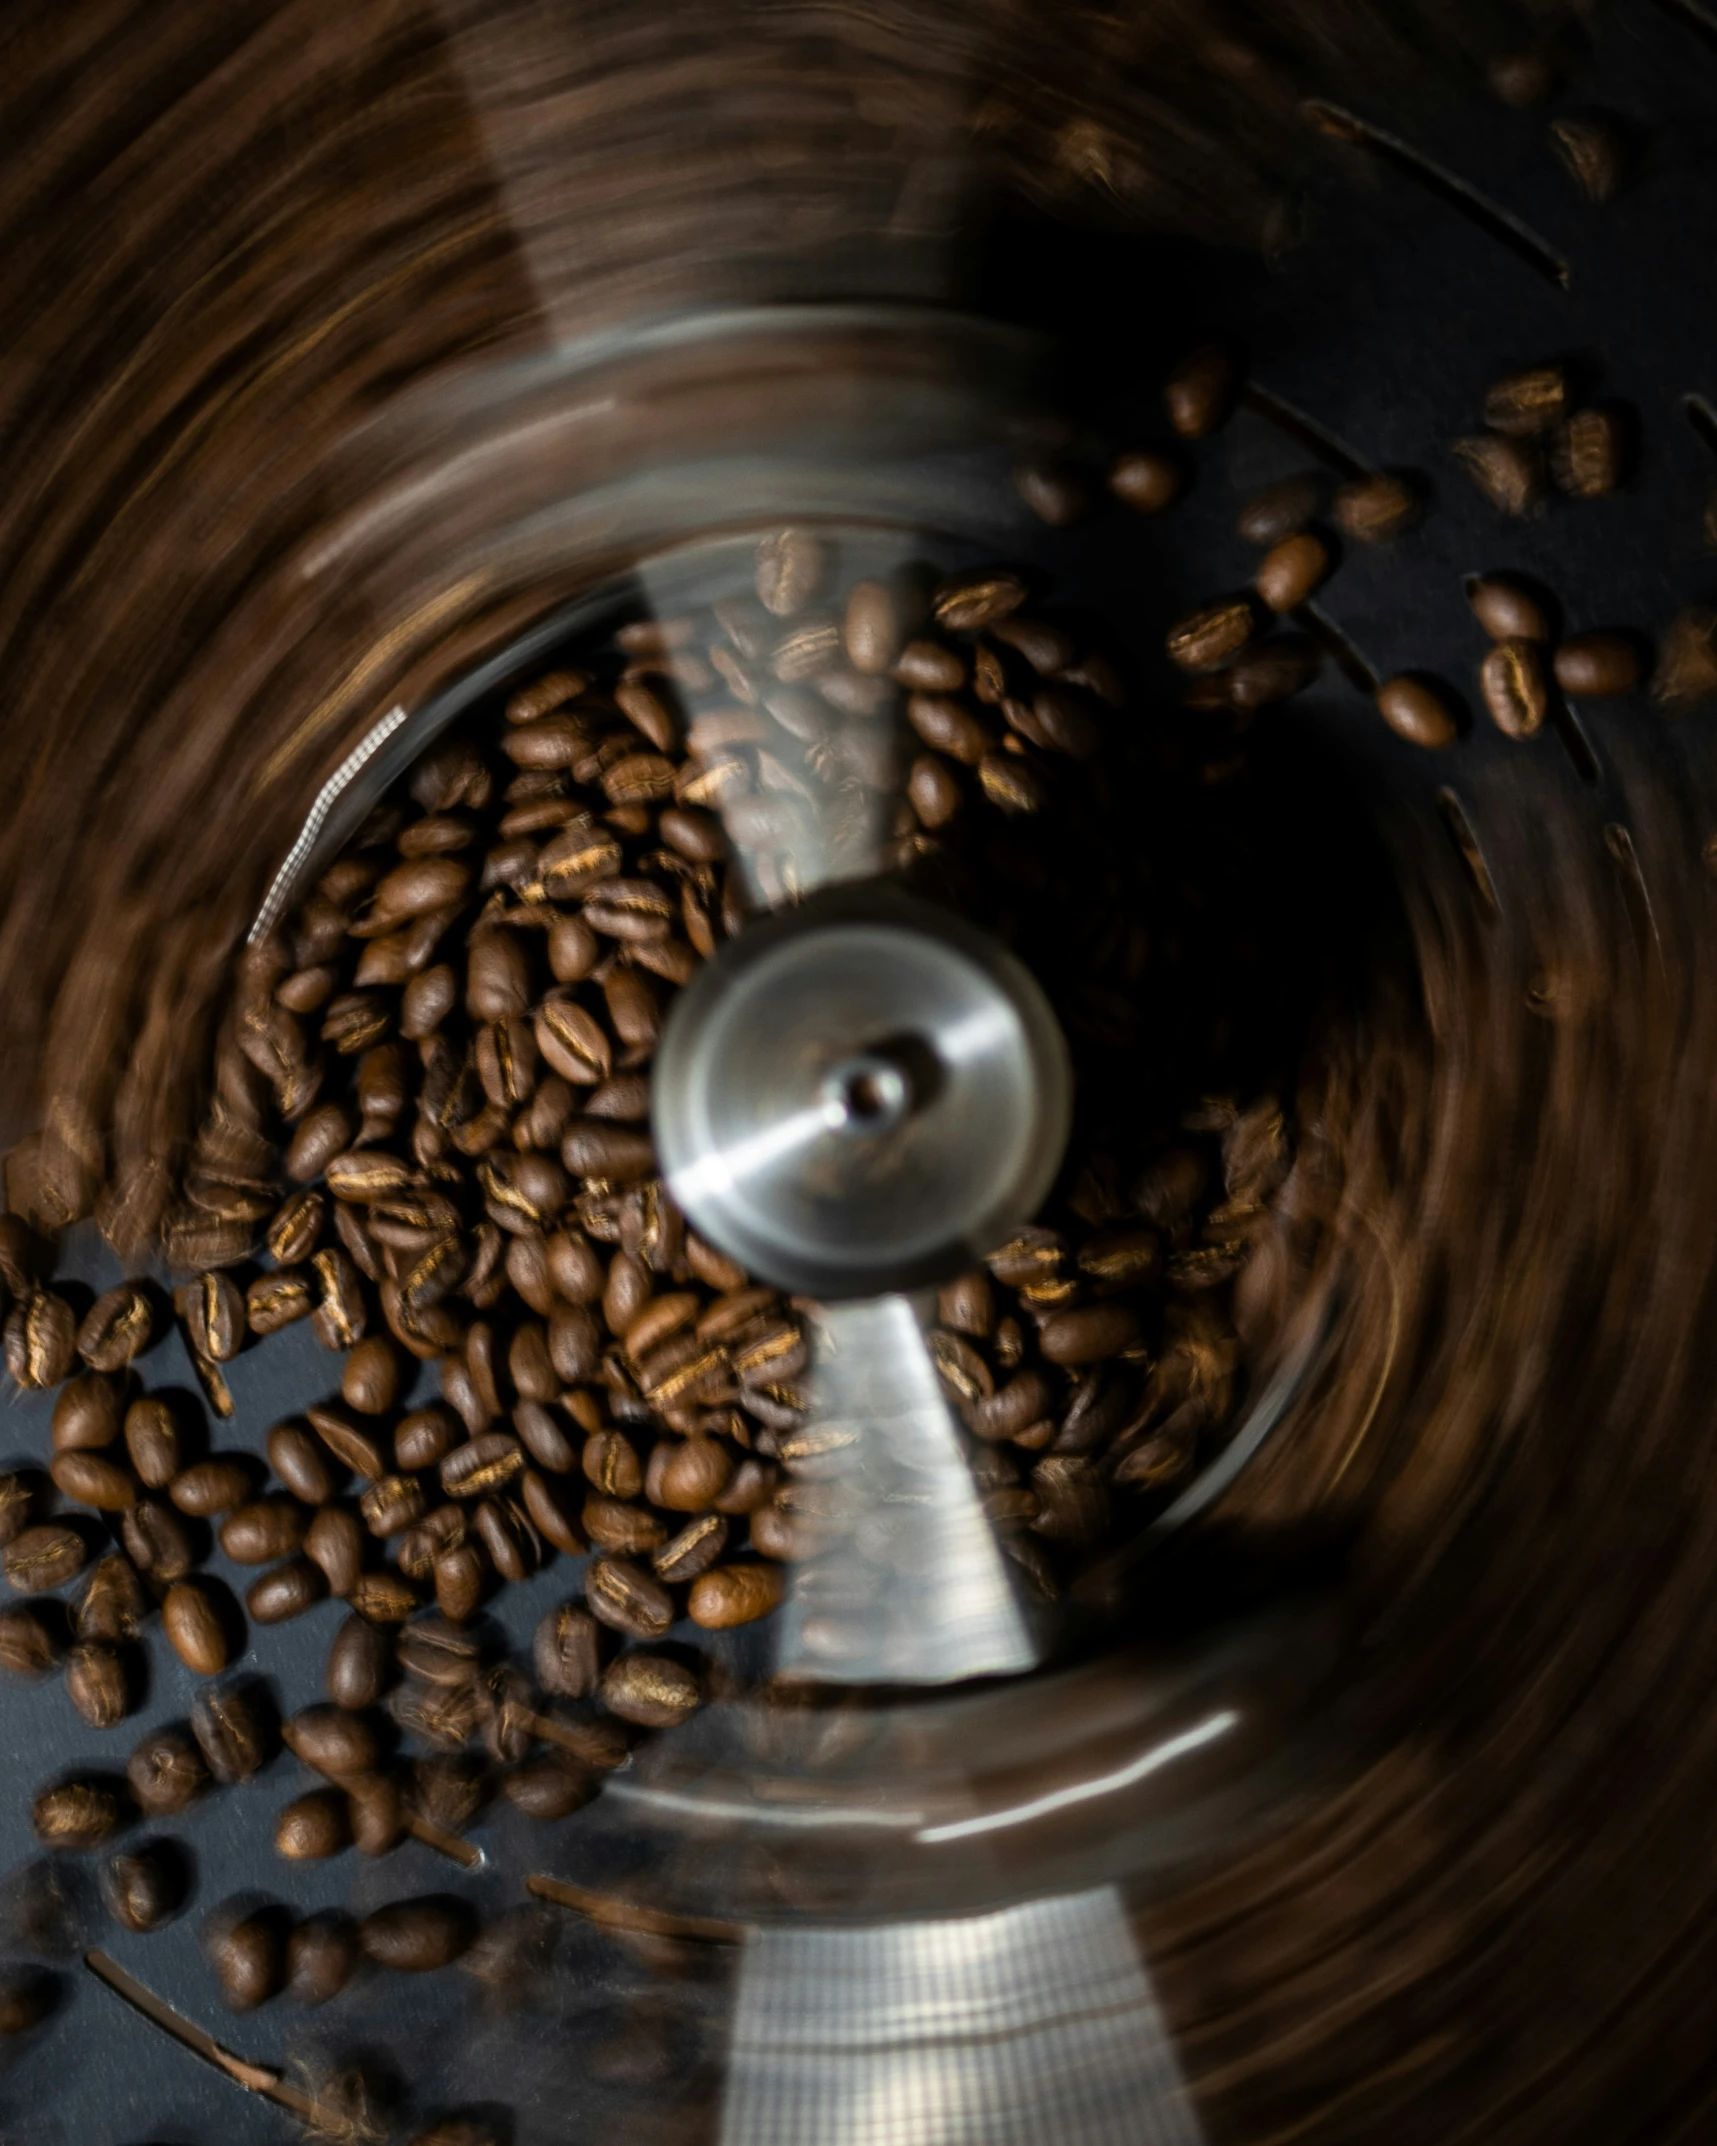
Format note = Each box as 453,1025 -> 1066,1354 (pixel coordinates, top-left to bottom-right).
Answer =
654,887 -> 1072,1300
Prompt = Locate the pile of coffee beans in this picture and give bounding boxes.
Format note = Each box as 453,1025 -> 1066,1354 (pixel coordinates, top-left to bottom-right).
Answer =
0,406 -> 1332,2082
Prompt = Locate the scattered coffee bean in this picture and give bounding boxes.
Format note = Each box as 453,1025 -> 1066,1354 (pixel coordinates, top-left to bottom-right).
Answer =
209,1907 -> 286,2010
598,1653 -> 700,1728
1107,449 -> 1184,514
1332,472 -> 1419,544
1376,675 -> 1459,749
65,1642 -> 131,1728
1166,599 -> 1255,673
1550,112 -> 1628,203
1480,639 -> 1550,740
5,1290 -> 76,1388
1255,531 -> 1330,613
359,1896 -> 477,1972
5,1525 -> 86,1594
0,1604 -> 61,1677
287,1913 -> 360,2004
191,1682 -> 274,1783
163,1581 -> 231,1675
247,1557 -> 327,1624
1467,575 -> 1550,642
1163,343 -> 1238,438
1554,633 -> 1644,697
123,1397 -> 181,1487
104,1841 -> 185,1932
49,1451 -> 136,1512
276,1788 -> 350,1860
169,1458 -> 253,1516
1552,407 -> 1626,498
33,1778 -> 125,1850
76,1285 -> 153,1372
284,1704 -> 381,1781
1453,433 -> 1543,517
128,1726 -> 210,1815
1484,364 -> 1570,438
0,1967 -> 56,2036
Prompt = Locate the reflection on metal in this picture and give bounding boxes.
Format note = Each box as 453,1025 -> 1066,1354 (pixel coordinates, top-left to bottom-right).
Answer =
774,1296 -> 1037,1684
720,1887 -> 1203,2146
915,1710 -> 1240,1844
248,701 -> 408,941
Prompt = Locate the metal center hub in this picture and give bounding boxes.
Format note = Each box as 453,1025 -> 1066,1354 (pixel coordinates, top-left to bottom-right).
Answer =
653,887 -> 1073,1298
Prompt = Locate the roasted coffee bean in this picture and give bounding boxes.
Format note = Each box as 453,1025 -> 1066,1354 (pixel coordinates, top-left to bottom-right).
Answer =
288,1914 -> 360,2004
50,1450 -> 136,1512
1552,406 -> 1626,498
116,1398 -> 176,1488
210,1908 -> 286,2010
968,1369 -> 1058,1443
170,1458 -> 253,1515
326,1615 -> 392,1711
73,1554 -> 148,1644
583,1496 -> 667,1555
1467,574 -> 1550,642
33,1778 -> 125,1850
1030,1455 -> 1111,1543
248,1557 -> 327,1625
1485,364 -> 1570,438
688,1563 -> 785,1630
840,578 -> 902,673
1038,1304 -> 1142,1364
6,1289 -> 76,1388
77,1284 -> 153,1372
1226,637 -> 1320,712
308,1403 -> 386,1480
285,1103 -> 356,1184
0,1603 -> 61,1676
1480,638 -> 1550,740
311,1246 -> 368,1349
1166,599 -> 1254,673
122,1501 -> 194,1583
129,1725 -> 210,1814
1550,112 -> 1628,203
586,1556 -> 673,1639
0,1472 -> 32,1547
434,1542 -> 486,1622
52,1373 -> 122,1453
520,1469 -> 583,1555
599,1652 -> 700,1729
1657,607 -> 1717,708
65,1642 -> 131,1727
163,1581 -> 231,1674
511,1400 -> 575,1475
105,1841 -> 185,1931
1453,432 -> 1543,516
0,1967 -> 56,2038
1554,632 -> 1644,697
184,1271 -> 244,1362
350,1571 -> 421,1623
285,1704 -> 381,1781
647,1439 -> 732,1513
1013,454 -> 1090,526
1235,472 -> 1321,547
6,1525 -> 87,1593
1376,675 -> 1458,749
221,1500 -> 308,1564
277,1788 -> 350,1860
503,1752 -> 595,1821
440,1434 -> 524,1500
1163,343 -> 1237,438
360,1896 -> 477,1972
305,1506 -> 364,1598
581,1430 -> 643,1501
265,1423 -> 333,1506
360,1475 -> 427,1540
1255,531 -> 1330,613
247,1270 -> 314,1337
192,1682 -> 273,1782
1107,448 -> 1184,514
1331,472 -> 1419,544
535,1001 -> 611,1085
473,1496 -> 539,1582
268,1189 -> 325,1265
534,1603 -> 602,1698
654,1514 -> 728,1584
341,1335 -> 401,1416
348,1772 -> 406,1855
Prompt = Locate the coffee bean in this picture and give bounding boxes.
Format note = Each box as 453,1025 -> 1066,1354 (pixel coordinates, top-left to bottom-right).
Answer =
121,1501 -> 194,1582
503,1752 -> 595,1820
1550,113 -> 1628,204
50,1451 -> 136,1512
1467,574 -> 1549,642
1480,638 -> 1550,740
1657,608 -> 1717,708
586,1555 -> 673,1639
307,1403 -> 386,1480
1453,432 -> 1544,517
340,1335 -> 401,1416
0,1967 -> 56,2038
325,1614 -> 392,1712
5,1525 -> 86,1593
1255,531 -> 1330,613
221,1500 -> 308,1564
170,1458 -> 254,1516
310,1246 -> 368,1349
520,1470 -> 583,1555
968,1369 -> 1058,1443
5,1290 -> 76,1388
1107,448 -> 1184,514
1013,455 -> 1090,526
1376,675 -> 1459,749
164,1582 -> 231,1674
287,1913 -> 360,2004
1331,472 -> 1419,544
653,1514 -> 728,1584
304,1506 -> 363,1598
473,1496 -> 539,1582
432,1542 -> 485,1622
184,1271 -> 244,1361
33,1778 -> 125,1850
0,1473 -> 33,1547
65,1642 -> 131,1727
192,1682 -> 274,1782
360,1896 -> 477,1972
1030,1454 -> 1111,1542
534,1603 -> 602,1699
687,1563 -> 785,1629
1163,343 -> 1238,438
277,1788 -> 350,1860
0,1604 -> 61,1677
248,1558 -> 326,1625
129,1726 -> 210,1815
1233,472 -> 1320,546
104,1841 -> 185,1932
350,1571 -> 421,1623
647,1439 -> 732,1513
285,1103 -> 356,1184
76,1285 -> 153,1372
267,1189 -> 325,1265
510,1401 -> 574,1476
598,1653 -> 700,1727
246,1270 -> 314,1337
347,1772 -> 406,1855
72,1555 -> 147,1646
1554,632 -> 1644,697
438,1434 -> 522,1501
755,529 -> 824,617
284,1704 -> 381,1781
1226,638 -> 1320,712
1552,406 -> 1626,498
1484,363 -> 1570,438
209,1908 -> 286,2010
583,1496 -> 666,1556
1166,599 -> 1255,673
